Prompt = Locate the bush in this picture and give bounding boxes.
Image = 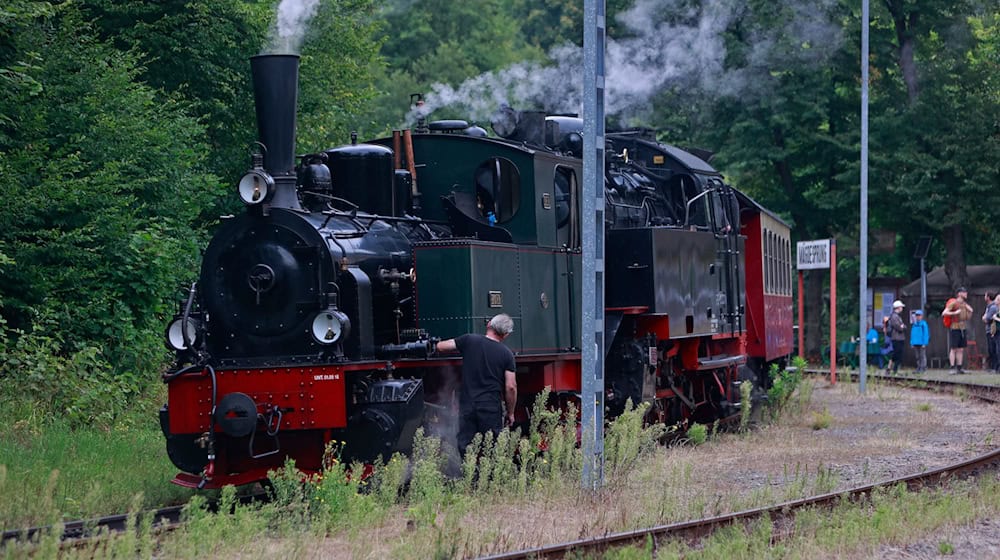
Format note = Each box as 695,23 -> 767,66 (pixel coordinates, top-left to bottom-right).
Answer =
605,399 -> 668,478
767,358 -> 805,417
0,308 -> 141,429
686,422 -> 708,445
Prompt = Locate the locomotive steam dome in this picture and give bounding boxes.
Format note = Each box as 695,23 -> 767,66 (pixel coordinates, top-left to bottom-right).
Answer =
325,144 -> 394,216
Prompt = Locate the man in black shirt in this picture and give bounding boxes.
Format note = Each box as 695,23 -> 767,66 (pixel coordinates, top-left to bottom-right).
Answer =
436,313 -> 517,456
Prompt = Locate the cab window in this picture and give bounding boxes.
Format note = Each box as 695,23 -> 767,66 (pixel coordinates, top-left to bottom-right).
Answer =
474,157 -> 520,223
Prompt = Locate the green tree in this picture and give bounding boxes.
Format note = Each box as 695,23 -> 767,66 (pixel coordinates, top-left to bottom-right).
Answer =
78,0 -> 269,184
873,5 -> 1000,292
641,1 -> 857,356
77,0 -> 384,178
369,0 -> 542,131
0,6 -> 216,377
639,1 -> 998,356
296,0 -> 385,149
511,0 -> 584,51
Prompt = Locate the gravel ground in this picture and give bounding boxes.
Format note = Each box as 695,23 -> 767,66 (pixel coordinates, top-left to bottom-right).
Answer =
881,518 -> 1000,560
728,377 -> 1000,560
803,378 -> 1000,560
323,378 -> 1000,558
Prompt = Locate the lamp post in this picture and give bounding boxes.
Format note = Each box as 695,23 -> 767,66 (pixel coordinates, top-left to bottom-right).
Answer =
914,236 -> 932,312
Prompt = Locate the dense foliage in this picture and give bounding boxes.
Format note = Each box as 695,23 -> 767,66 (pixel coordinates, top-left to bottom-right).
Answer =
0,0 -> 997,424
0,0 -> 382,426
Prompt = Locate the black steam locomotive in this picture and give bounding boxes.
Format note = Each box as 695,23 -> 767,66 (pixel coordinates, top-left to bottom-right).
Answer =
160,55 -> 792,489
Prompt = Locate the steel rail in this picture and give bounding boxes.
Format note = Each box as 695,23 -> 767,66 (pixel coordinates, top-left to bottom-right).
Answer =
478,448 -> 1000,560
2,504 -> 184,546
808,368 -> 1000,404
2,490 -> 267,547
478,373 -> 1000,559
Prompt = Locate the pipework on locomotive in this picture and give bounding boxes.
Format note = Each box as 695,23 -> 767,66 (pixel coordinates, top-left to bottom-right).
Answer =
159,54 -> 793,489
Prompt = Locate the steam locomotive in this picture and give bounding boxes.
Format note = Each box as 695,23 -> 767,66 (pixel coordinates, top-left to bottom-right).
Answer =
159,55 -> 793,489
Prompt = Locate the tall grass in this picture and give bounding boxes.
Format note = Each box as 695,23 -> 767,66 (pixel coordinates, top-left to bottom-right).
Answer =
0,382 -> 191,529
4,361 -> 819,558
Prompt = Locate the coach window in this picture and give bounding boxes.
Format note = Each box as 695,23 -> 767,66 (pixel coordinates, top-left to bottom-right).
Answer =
778,237 -> 785,295
763,229 -> 771,293
781,239 -> 792,296
768,231 -> 778,294
776,234 -> 783,295
779,236 -> 785,295
778,235 -> 784,294
710,190 -> 731,233
768,231 -> 776,294
474,157 -> 521,223
680,176 -> 709,229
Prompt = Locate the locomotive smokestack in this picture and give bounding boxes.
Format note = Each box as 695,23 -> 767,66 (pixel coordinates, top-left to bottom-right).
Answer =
251,54 -> 298,174
250,54 -> 301,209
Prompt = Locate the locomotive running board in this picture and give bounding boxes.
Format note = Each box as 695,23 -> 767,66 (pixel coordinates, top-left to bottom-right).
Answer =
694,355 -> 744,371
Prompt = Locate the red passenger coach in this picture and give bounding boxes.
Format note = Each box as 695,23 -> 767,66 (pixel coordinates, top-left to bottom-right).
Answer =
740,196 -> 794,370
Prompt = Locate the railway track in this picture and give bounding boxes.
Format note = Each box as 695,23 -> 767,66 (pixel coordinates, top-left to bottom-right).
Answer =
1,504 -> 185,546
1,490 -> 266,548
808,367 -> 1000,404
479,448 -> 1000,560
477,370 -> 1000,559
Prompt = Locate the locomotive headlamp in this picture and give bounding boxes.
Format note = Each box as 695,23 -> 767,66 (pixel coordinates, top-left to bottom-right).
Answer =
310,309 -> 350,345
166,317 -> 201,351
238,169 -> 275,205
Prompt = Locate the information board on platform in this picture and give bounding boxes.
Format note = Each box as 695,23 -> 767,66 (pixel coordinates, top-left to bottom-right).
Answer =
796,239 -> 832,270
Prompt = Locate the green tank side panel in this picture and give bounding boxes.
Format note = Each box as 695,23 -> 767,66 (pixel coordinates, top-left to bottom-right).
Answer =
414,240 -> 523,352
518,249 -> 560,352
554,250 -> 582,351
532,161 -> 556,248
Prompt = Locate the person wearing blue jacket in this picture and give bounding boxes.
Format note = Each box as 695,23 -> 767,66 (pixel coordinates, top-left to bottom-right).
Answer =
910,309 -> 930,373
866,324 -> 883,368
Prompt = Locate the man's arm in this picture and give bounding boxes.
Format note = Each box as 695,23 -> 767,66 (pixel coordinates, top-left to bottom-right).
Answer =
436,338 -> 458,353
504,370 -> 517,427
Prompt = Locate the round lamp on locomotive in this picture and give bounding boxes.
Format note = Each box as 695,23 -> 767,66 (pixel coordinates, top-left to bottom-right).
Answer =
165,316 -> 201,351
237,164 -> 274,206
310,308 -> 350,345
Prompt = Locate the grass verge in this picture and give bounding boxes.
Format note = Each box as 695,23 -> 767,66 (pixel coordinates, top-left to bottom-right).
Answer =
0,383 -> 192,529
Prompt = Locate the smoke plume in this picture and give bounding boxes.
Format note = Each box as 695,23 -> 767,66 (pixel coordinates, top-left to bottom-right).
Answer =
266,0 -> 323,54
410,0 -> 842,124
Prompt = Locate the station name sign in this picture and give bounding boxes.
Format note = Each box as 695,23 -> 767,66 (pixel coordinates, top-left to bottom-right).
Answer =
796,239 -> 831,270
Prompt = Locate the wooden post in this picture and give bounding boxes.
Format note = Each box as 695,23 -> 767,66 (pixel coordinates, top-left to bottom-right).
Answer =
798,270 -> 805,361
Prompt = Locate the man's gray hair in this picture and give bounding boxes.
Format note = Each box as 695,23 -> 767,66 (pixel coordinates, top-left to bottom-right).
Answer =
488,314 -> 514,336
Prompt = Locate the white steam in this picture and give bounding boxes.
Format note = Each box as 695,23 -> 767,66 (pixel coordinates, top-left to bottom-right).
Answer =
266,0 -> 323,54
411,0 -> 842,124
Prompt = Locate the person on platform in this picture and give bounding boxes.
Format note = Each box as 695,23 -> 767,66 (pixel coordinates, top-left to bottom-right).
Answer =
866,323 -> 883,368
909,309 -> 929,374
943,287 -> 974,374
435,314 -> 517,457
984,293 -> 1000,373
883,300 -> 907,375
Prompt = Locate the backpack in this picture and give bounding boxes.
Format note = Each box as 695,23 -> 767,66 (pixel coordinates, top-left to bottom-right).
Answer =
943,298 -> 956,328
